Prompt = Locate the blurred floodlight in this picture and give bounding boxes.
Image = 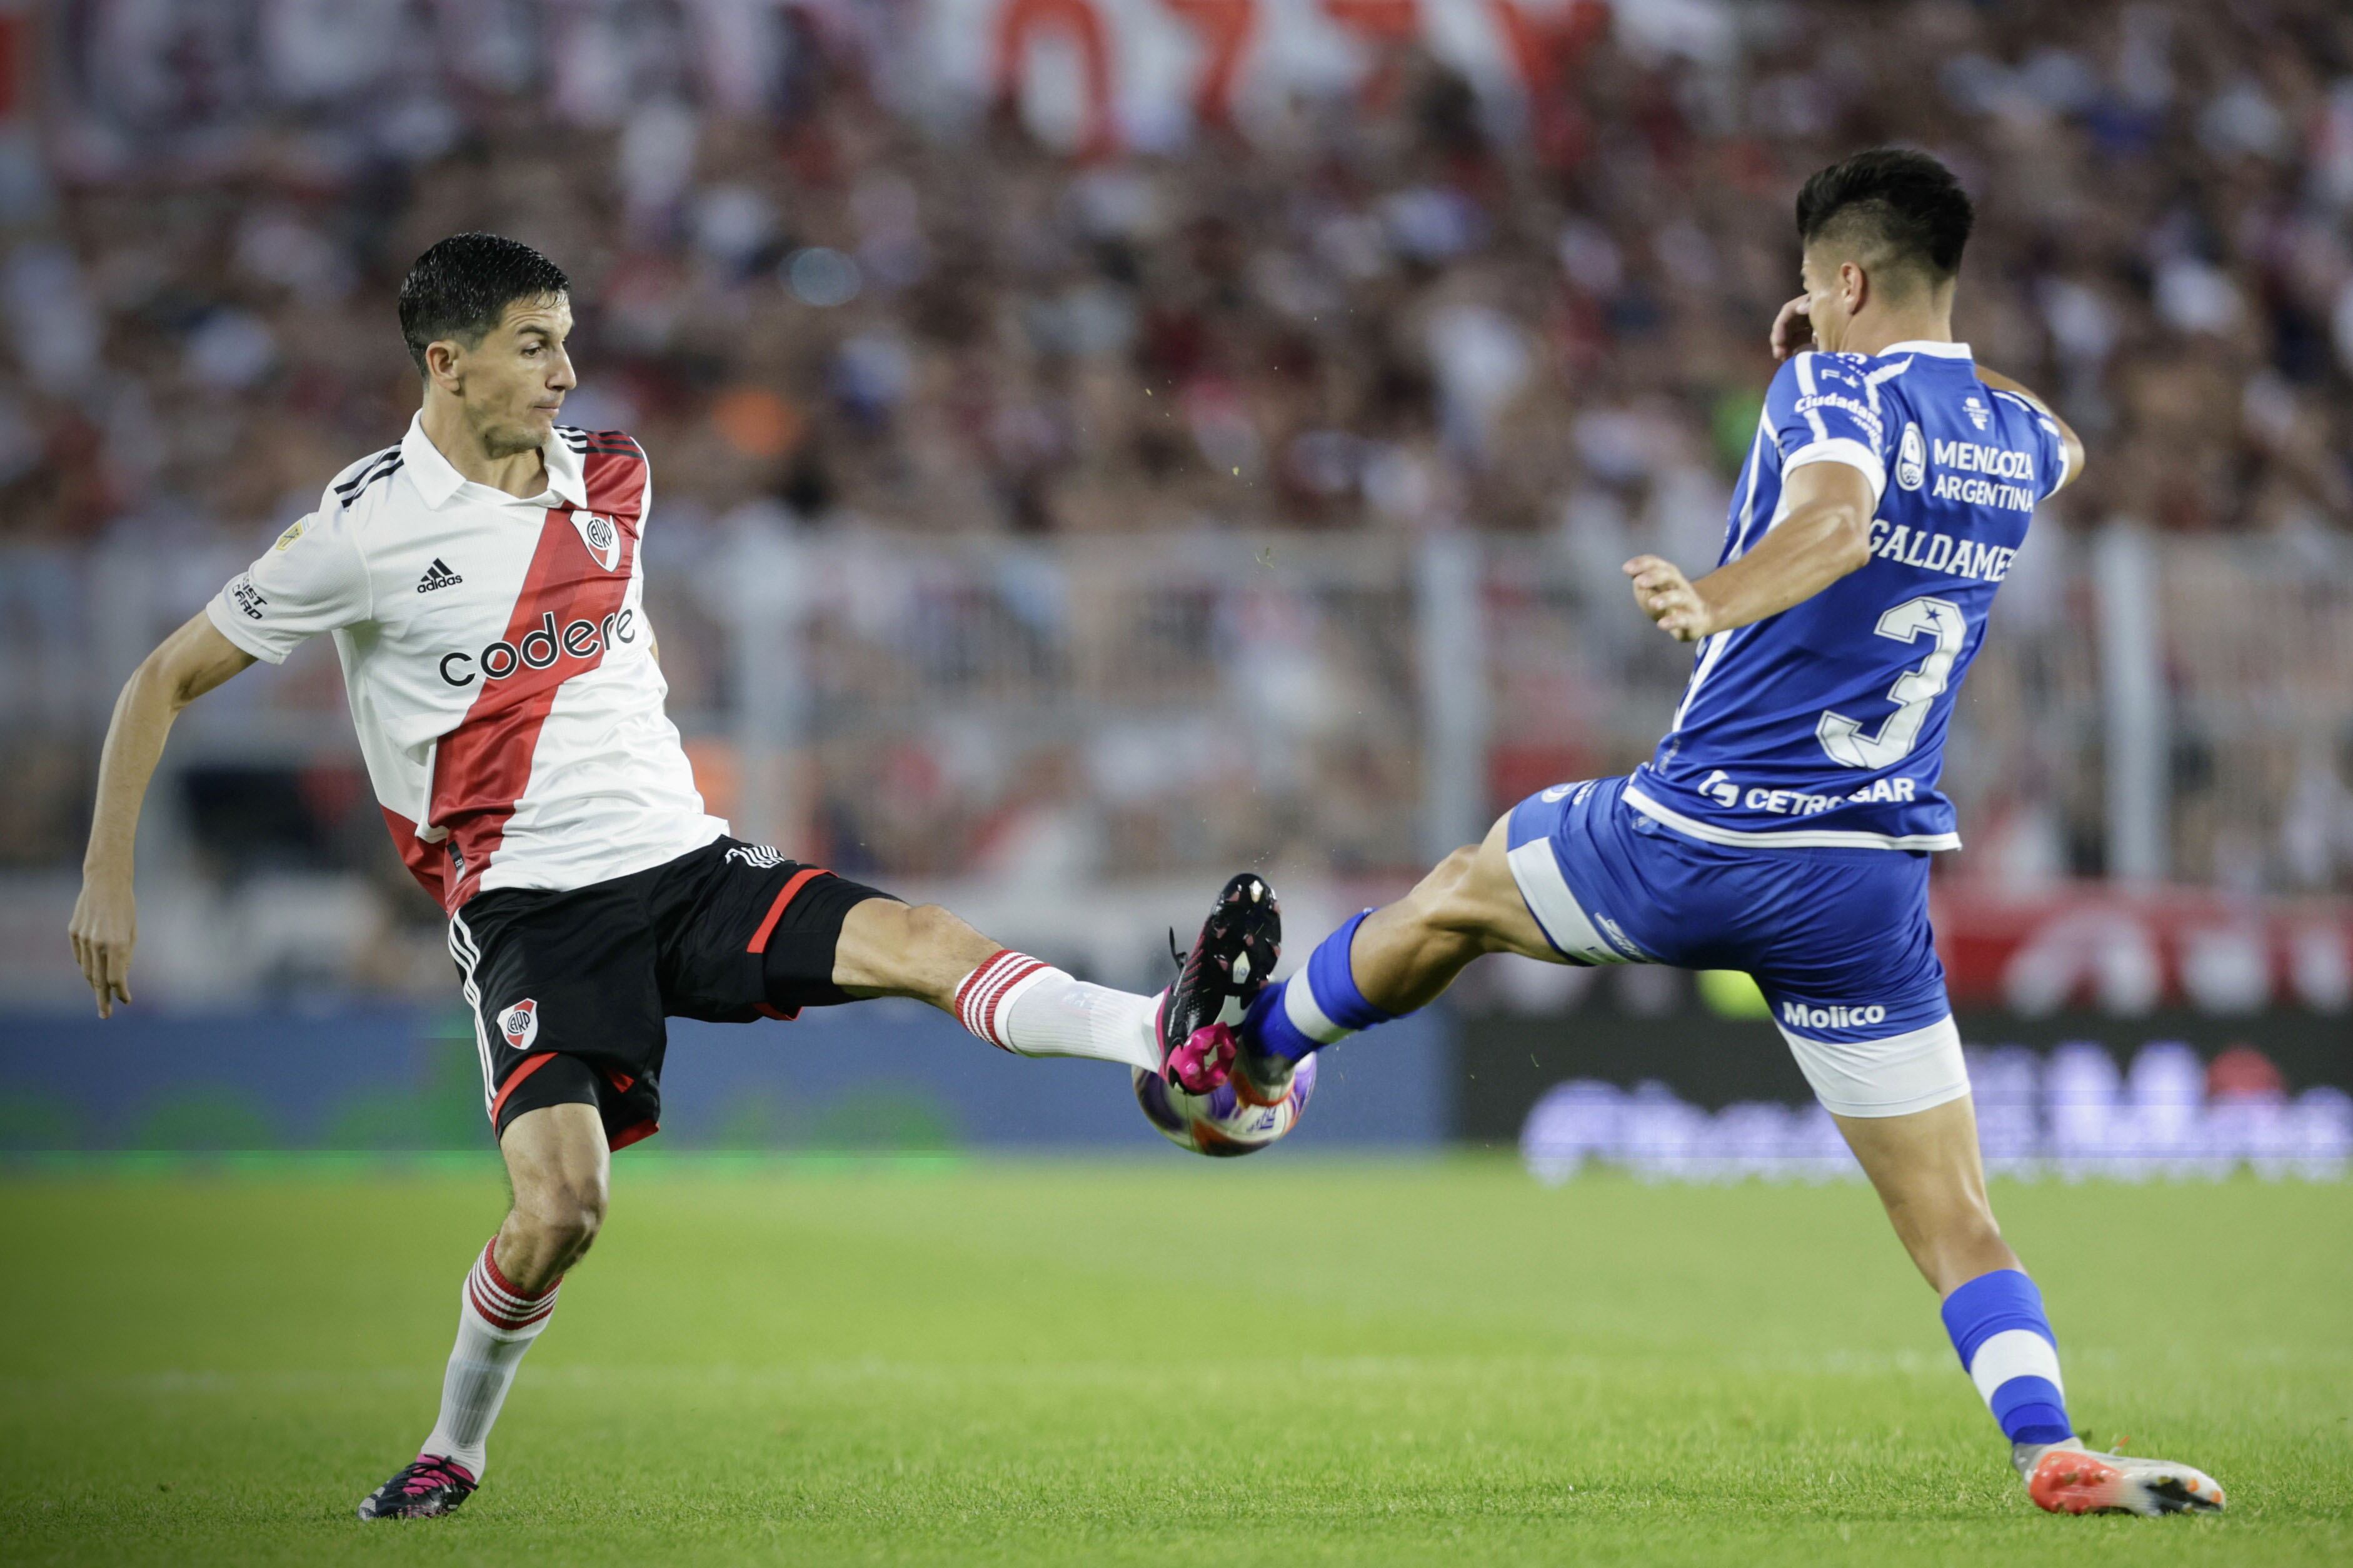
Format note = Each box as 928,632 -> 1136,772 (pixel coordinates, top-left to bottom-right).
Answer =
1695,969 -> 1770,1019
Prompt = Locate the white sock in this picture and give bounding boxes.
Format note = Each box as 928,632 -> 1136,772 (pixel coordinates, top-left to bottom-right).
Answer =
419,1237 -> 560,1481
954,950 -> 1160,1073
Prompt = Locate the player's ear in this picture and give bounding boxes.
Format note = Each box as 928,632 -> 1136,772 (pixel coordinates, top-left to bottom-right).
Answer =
424,338 -> 464,394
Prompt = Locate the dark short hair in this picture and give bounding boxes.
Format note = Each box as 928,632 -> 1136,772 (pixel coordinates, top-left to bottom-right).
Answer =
1795,148 -> 1974,289
396,233 -> 569,375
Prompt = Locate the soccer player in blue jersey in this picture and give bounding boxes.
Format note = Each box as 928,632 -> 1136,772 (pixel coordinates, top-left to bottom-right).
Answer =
1209,149 -> 2225,1515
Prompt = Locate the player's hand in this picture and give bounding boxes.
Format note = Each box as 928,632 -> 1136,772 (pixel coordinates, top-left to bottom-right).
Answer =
1770,293 -> 1813,361
68,871 -> 137,1019
1624,555 -> 1715,642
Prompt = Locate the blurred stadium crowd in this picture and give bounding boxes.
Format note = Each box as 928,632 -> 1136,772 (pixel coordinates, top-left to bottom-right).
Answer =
13,1 -> 2353,541
4,0 -> 2353,994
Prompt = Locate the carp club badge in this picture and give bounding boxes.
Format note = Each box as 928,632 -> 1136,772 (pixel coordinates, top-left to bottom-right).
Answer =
499,999 -> 539,1049
569,509 -> 621,571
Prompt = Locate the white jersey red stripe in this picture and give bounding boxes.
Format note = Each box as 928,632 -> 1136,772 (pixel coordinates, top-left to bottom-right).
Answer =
428,443 -> 647,908
207,414 -> 725,909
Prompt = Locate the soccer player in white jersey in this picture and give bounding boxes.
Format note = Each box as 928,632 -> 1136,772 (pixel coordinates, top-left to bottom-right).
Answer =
66,233 -> 1280,1521
1206,152 -> 2224,1516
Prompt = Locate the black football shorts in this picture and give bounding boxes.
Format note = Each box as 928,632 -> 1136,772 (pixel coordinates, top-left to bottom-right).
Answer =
446,837 -> 891,1149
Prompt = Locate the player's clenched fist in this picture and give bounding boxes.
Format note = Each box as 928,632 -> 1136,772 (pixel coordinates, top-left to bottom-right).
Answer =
1623,554 -> 1715,641
68,874 -> 136,1019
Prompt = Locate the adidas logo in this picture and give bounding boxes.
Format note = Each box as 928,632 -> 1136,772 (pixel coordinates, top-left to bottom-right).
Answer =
415,558 -> 463,594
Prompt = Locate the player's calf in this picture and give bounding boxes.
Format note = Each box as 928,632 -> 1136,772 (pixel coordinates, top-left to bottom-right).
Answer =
830,896 -> 1177,1077
831,899 -> 1001,1009
1237,813 -> 1552,1096
1835,1097 -> 2017,1295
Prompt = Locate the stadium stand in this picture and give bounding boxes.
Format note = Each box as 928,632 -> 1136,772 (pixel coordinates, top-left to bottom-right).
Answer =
3,0 -> 2350,1007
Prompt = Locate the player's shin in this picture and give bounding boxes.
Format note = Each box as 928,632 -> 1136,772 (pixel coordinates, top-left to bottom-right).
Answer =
1241,910 -> 1396,1069
953,950 -> 1160,1073
419,1237 -> 563,1481
1940,1267 -> 2074,1449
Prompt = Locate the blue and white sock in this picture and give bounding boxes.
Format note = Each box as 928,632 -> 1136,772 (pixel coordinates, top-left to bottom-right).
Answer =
1243,911 -> 1395,1062
1940,1268 -> 2074,1446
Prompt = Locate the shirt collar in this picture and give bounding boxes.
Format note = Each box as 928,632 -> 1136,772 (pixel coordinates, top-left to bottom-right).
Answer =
399,411 -> 590,511
1879,339 -> 1974,360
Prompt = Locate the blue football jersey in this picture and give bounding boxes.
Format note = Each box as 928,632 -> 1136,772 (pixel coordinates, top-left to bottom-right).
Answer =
1630,340 -> 2069,851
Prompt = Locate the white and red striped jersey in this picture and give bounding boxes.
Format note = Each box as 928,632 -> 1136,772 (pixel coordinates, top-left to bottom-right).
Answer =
206,414 -> 726,911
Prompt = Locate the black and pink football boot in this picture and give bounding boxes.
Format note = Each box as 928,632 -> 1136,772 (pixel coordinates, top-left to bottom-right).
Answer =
358,1454 -> 478,1521
1156,872 -> 1282,1093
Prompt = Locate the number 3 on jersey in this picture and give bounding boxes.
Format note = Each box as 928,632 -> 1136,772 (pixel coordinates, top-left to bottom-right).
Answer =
1816,596 -> 1966,770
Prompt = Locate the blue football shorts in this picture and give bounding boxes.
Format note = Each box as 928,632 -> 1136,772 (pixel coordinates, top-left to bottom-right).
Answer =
1503,776 -> 1968,1118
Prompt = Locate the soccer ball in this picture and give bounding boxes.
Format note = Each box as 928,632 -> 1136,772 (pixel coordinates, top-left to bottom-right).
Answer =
1132,1054 -> 1318,1157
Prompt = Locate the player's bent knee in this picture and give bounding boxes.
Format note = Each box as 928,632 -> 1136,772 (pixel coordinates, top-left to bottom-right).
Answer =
1403,826 -> 1550,959
845,897 -> 972,965
504,1121 -> 610,1261
513,1179 -> 605,1258
1406,844 -> 1483,924
898,901 -> 980,954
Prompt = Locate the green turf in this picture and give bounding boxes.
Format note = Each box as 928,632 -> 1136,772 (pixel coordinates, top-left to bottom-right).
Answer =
1,1158 -> 2345,1566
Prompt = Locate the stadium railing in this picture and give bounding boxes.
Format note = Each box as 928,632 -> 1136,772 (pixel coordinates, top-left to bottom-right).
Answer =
1,522 -> 2349,1006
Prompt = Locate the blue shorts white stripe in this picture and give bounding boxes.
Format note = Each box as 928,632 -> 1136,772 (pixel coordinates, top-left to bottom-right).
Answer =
1504,776 -> 1970,1118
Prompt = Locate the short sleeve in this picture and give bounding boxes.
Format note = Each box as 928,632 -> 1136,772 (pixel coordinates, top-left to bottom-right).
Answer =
204,509 -> 373,664
1769,352 -> 1889,504
1987,387 -> 2072,499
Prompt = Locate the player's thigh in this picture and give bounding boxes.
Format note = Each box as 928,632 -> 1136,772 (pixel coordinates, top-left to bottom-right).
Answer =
1747,851 -> 1968,1120
651,838 -> 899,1016
1832,1096 -> 2015,1292
453,887 -> 667,1151
1487,777 -> 1677,966
498,1096 -> 611,1226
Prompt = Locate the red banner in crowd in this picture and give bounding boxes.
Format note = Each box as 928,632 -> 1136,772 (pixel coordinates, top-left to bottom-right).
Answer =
54,0 -> 1641,171
961,0 -> 1617,155
1933,886 -> 2353,1016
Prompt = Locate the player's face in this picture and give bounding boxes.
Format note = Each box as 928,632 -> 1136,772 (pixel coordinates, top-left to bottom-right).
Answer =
1799,247 -> 1851,352
455,294 -> 577,457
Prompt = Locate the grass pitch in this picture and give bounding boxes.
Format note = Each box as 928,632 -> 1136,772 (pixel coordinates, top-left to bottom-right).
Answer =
0,1158 -> 2345,1566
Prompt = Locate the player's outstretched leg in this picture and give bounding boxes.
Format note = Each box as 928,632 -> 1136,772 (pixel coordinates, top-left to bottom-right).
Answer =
360,1101 -> 605,1520
1231,814 -> 1553,1099
1835,1100 -> 2225,1516
830,892 -> 1248,1091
